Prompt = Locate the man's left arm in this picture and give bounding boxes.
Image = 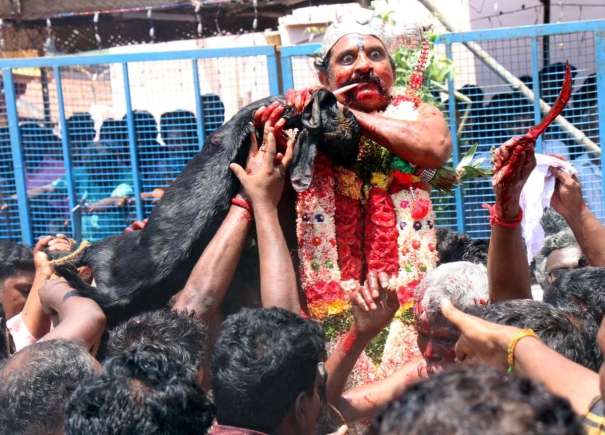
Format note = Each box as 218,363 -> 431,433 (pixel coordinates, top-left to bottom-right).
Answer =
39,278 -> 107,349
350,102 -> 452,169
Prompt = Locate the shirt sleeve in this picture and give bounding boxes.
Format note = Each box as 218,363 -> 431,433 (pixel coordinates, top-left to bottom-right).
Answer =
111,183 -> 134,197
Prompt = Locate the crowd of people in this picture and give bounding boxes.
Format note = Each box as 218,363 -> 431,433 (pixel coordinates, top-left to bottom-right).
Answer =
0,9 -> 605,435
0,94 -> 225,241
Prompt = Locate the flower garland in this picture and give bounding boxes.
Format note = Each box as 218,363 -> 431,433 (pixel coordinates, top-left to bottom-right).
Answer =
296,88 -> 437,316
296,154 -> 349,319
295,88 -> 439,379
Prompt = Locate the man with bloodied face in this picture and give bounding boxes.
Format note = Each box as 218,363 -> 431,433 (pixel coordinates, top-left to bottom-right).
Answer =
254,9 -> 453,336
307,11 -> 452,169
413,262 -> 490,375
331,261 -> 489,424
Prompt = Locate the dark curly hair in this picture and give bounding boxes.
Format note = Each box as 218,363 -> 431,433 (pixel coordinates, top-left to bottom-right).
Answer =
369,365 -> 584,435
65,345 -> 215,435
544,267 -> 605,324
468,299 -> 602,372
107,309 -> 209,379
435,227 -> 471,265
211,307 -> 325,433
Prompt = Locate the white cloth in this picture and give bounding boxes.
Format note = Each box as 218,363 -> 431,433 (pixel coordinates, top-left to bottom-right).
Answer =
6,312 -> 36,353
520,154 -> 577,263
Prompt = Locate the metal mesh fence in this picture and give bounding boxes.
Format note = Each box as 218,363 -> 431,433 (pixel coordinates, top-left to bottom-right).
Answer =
1,21 -> 604,244
446,29 -> 601,237
1,47 -> 278,245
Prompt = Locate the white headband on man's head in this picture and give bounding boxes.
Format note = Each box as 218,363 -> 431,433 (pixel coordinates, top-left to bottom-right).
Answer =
320,9 -> 425,60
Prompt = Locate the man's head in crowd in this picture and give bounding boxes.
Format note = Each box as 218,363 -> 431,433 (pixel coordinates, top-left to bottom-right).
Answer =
544,267 -> 605,324
368,365 -> 584,435
0,240 -> 34,321
108,309 -> 209,385
435,227 -> 471,265
540,207 -> 570,236
0,339 -> 98,435
65,345 -> 215,435
211,307 -> 325,435
160,110 -> 198,150
533,229 -> 585,290
315,12 -> 400,112
471,299 -> 602,372
461,238 -> 489,266
414,261 -> 489,374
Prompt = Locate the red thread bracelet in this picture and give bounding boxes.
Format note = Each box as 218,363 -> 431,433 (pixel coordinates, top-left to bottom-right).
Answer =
231,198 -> 254,221
482,203 -> 523,228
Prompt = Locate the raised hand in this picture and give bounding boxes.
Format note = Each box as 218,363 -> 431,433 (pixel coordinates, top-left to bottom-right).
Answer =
492,62 -> 572,187
229,121 -> 294,212
253,103 -> 287,148
349,271 -> 399,337
550,167 -> 585,221
285,86 -> 323,112
440,299 -> 518,371
34,234 -> 72,278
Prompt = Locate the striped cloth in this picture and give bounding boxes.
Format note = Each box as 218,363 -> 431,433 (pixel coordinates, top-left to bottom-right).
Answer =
584,396 -> 605,434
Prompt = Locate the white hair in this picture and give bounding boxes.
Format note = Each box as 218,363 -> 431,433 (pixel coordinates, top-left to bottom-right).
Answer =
414,261 -> 489,321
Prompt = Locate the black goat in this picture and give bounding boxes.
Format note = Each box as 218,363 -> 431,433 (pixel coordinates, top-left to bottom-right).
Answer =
50,89 -> 360,326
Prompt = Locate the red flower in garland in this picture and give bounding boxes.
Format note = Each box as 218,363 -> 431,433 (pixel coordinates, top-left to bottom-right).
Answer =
365,188 -> 399,277
307,280 -> 343,303
411,198 -> 431,220
335,194 -> 363,281
314,154 -> 334,178
397,279 -> 422,306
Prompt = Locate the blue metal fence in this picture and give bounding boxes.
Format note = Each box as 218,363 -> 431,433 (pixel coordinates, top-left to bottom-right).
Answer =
1,20 -> 603,245
280,19 -> 604,239
1,46 -> 280,245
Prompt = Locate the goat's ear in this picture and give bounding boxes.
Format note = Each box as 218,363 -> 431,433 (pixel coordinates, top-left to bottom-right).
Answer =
289,129 -> 317,193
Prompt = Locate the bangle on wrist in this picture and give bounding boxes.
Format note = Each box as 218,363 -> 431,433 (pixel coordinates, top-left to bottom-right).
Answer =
482,203 -> 523,228
507,329 -> 539,373
231,197 -> 254,222
418,168 -> 436,183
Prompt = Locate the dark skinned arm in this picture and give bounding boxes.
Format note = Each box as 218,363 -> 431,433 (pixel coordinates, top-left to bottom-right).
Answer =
442,299 -> 599,414
324,272 -> 401,423
172,128 -> 260,321
488,145 -> 534,302
338,357 -> 423,424
230,125 -> 299,312
325,272 -> 397,404
39,277 -> 106,349
349,102 -> 452,169
173,122 -> 294,319
171,197 -> 253,323
551,168 -> 605,267
21,234 -> 71,339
